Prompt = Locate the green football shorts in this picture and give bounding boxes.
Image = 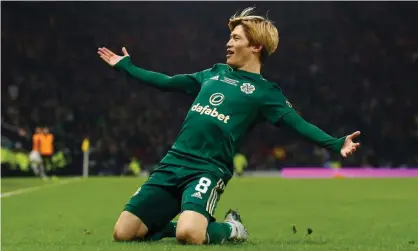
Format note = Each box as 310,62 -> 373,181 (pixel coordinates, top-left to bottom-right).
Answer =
123,164 -> 226,235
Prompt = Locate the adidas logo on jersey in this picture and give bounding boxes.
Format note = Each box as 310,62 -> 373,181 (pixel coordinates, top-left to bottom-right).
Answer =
191,191 -> 202,199
210,75 -> 219,80
191,103 -> 231,124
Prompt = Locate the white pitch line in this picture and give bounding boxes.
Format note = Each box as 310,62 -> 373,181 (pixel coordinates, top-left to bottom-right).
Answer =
1,177 -> 82,198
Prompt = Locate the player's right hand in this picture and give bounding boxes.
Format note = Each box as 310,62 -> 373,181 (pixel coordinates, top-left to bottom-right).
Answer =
97,47 -> 130,66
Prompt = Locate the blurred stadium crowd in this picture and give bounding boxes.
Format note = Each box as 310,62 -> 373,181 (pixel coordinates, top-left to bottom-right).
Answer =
1,2 -> 417,175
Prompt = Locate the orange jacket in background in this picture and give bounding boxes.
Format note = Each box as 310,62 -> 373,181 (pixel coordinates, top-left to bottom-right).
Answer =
39,133 -> 54,155
32,133 -> 42,152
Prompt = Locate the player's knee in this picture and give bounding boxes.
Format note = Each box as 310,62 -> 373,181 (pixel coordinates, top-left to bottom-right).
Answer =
113,223 -> 148,241
176,226 -> 206,245
113,211 -> 148,241
113,226 -> 137,241
176,210 -> 208,244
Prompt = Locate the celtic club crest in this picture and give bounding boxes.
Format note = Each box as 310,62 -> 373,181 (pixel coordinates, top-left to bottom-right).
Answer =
240,83 -> 255,94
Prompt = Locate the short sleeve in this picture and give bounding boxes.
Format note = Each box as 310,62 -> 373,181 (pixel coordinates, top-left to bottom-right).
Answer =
260,85 -> 295,124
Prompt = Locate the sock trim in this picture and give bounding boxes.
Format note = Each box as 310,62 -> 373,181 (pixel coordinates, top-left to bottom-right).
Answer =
206,232 -> 210,244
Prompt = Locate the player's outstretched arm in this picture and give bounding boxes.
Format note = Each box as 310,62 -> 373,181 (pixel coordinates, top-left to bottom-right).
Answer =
97,47 -> 200,95
261,84 -> 360,158
280,112 -> 360,158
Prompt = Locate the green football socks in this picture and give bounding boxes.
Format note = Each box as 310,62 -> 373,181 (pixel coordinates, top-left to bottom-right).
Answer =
146,221 -> 233,244
146,221 -> 177,241
205,222 -> 233,244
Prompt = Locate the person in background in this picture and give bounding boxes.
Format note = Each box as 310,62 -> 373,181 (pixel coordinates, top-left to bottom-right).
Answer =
39,127 -> 54,172
29,127 -> 47,179
233,153 -> 248,177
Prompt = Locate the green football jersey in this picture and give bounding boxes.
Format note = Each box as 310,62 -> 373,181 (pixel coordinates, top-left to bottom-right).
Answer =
159,63 -> 294,181
115,58 -> 345,182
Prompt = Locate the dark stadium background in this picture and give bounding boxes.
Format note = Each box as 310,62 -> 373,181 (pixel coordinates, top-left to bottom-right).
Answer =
1,2 -> 417,176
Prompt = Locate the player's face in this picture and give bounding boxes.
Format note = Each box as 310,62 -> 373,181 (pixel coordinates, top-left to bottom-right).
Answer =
226,25 -> 254,67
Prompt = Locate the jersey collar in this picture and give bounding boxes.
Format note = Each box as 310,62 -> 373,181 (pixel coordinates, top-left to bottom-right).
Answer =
228,65 -> 266,81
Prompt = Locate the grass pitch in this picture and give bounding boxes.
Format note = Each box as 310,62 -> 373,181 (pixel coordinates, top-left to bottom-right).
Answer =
2,176 -> 417,251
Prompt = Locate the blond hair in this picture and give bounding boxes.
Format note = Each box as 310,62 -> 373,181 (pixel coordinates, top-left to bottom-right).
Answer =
228,7 -> 279,61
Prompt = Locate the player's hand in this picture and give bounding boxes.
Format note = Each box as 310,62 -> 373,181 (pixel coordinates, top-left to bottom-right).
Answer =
340,131 -> 361,158
97,47 -> 130,66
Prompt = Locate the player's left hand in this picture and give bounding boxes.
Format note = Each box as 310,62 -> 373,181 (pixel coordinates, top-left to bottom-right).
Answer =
340,131 -> 361,158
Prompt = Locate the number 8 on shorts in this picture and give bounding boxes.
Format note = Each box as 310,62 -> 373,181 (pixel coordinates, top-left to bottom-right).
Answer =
195,177 -> 211,194
182,174 -> 225,218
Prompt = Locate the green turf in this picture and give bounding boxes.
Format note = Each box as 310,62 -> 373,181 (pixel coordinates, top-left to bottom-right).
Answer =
1,177 -> 58,193
2,177 -> 418,251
